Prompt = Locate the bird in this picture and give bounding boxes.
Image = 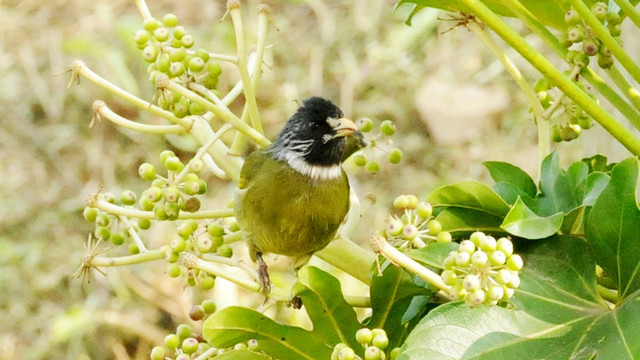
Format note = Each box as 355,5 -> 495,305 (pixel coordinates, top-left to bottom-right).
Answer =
234,97 -> 366,295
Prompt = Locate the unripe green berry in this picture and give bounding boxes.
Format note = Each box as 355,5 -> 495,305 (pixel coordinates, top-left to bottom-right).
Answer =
365,160 -> 380,174
503,285 -> 516,300
479,235 -> 497,252
463,274 -> 481,291
489,250 -> 507,266
533,78 -> 549,93
443,251 -> 457,268
197,179 -> 207,194
121,190 -> 137,206
101,192 -> 116,203
169,49 -> 186,62
338,347 -> 356,360
372,333 -> 389,350
110,232 -> 126,246
247,339 -> 259,350
162,13 -> 179,27
459,239 -> 475,254
207,223 -> 225,238
189,57 -> 205,72
176,324 -> 192,340
427,219 -> 442,235
591,2 -> 607,22
441,269 -> 458,285
200,275 -> 216,290
537,90 -> 551,108
578,116 -> 594,129
195,48 -> 210,62
129,243 -> 140,254
551,124 -> 563,143
599,45 -> 612,57
94,226 -> 110,240
332,343 -> 349,360
496,237 -> 513,256
203,74 -> 219,89
390,347 -> 401,360
356,117 -> 374,132
197,237 -> 213,253
207,61 -> 222,77
364,345 -> 383,360
202,299 -> 217,313
508,272 -> 521,288
402,224 -> 418,240
217,244 -> 233,258
385,217 -> 404,237
355,328 -> 373,344
134,30 -> 149,46
173,25 -> 186,39
163,186 -> 181,203
184,180 -> 201,195
137,218 -> 151,230
83,207 -> 98,222
566,26 -> 584,43
153,27 -> 169,42
606,12 -> 621,25
95,213 -> 110,227
466,288 -> 486,307
573,53 -> 590,68
143,18 -> 161,31
181,34 -> 194,48
565,50 -> 579,63
405,195 -> 419,209
388,148 -> 403,164
371,328 -> 386,339
142,45 -> 158,62
188,159 -> 205,173
150,346 -> 166,360
507,254 -> 524,271
171,237 -> 186,253
169,61 -> 185,77
471,250 -> 488,267
165,156 -> 184,172
416,202 -> 433,219
496,269 -> 512,285
437,231 -> 452,243
393,195 -> 409,210
351,153 -> 367,167
487,285 -> 505,301
167,263 -> 181,277
598,55 -> 614,69
164,333 -> 180,350
177,222 -> 195,238
564,9 -> 581,26
455,251 -> 471,267
469,231 -> 485,245
182,337 -> 199,354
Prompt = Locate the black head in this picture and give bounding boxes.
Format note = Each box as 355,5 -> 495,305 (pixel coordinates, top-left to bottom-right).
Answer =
269,97 -> 363,166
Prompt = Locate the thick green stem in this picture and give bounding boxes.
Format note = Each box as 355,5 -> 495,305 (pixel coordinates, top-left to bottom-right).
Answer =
606,64 -> 640,115
568,0 -> 640,85
93,101 -> 185,134
498,0 -> 640,135
315,237 -> 375,285
466,20 -> 549,164
613,0 -> 640,29
91,249 -> 165,267
455,0 -> 640,156
229,3 -> 263,135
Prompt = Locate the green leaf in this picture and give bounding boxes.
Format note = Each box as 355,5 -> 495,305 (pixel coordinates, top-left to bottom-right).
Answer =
426,181 -> 510,217
368,262 -> 434,350
435,207 -> 507,236
292,266 -> 361,350
491,181 -> 536,206
578,172 -> 610,206
536,152 -> 579,216
399,236 -> 640,359
214,349 -> 274,360
203,307 -> 331,360
484,161 -> 537,198
501,197 -> 563,239
396,0 -> 573,29
586,158 -> 640,300
407,242 -> 459,268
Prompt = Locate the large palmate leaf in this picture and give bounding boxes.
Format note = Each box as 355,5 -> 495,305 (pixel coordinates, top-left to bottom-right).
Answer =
586,158 -> 640,301
398,236 -> 640,359
203,266 -> 361,359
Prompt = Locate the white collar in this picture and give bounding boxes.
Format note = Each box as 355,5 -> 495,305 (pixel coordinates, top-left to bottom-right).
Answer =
280,150 -> 342,181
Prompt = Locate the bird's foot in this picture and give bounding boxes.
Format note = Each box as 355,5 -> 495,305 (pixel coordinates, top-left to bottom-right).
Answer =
257,253 -> 271,296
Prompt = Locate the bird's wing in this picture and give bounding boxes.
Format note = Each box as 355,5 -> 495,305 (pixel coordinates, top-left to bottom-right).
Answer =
238,150 -> 269,189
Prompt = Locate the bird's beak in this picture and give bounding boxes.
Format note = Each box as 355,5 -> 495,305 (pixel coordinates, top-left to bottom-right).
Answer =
333,118 -> 358,137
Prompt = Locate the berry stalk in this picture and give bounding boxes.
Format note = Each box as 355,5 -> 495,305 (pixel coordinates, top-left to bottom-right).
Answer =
605,64 -> 640,113
612,0 -> 640,29
92,101 -> 185,134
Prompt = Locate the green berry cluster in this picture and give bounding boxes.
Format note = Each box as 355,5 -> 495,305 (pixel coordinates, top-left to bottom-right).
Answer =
534,76 -> 596,143
350,118 -> 403,174
164,219 -> 236,288
151,324 -> 212,360
382,195 -> 451,249
441,232 -> 523,307
562,3 -> 621,71
332,328 -> 400,360
138,150 -> 207,221
134,14 -> 223,118
84,192 -> 142,253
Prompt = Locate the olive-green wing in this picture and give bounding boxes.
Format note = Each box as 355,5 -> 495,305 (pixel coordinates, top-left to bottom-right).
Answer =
238,150 -> 269,189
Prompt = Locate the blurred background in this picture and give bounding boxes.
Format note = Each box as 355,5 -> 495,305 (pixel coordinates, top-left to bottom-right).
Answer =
0,0 -> 634,358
